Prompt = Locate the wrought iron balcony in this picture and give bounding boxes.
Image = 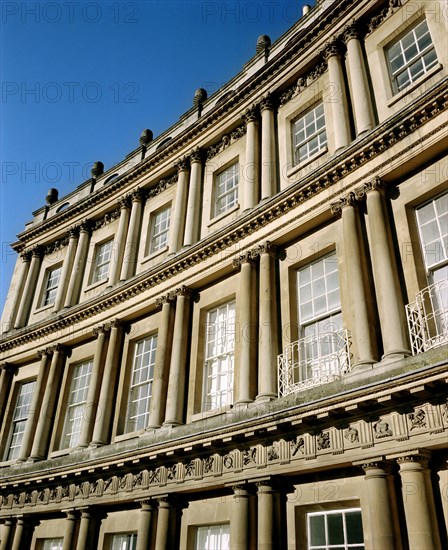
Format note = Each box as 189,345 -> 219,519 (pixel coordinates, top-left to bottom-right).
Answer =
278,329 -> 351,397
406,278 -> 448,355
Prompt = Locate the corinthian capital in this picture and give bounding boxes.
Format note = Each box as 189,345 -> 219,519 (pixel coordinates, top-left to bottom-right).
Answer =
243,104 -> 259,124
175,156 -> 189,172
322,40 -> 340,60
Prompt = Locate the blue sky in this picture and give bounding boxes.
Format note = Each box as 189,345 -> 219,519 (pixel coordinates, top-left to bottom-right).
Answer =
0,0 -> 310,312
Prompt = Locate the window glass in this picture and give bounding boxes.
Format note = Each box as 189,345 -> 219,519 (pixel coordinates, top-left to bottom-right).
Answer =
93,240 -> 113,283
195,524 -> 230,550
307,509 -> 364,550
60,361 -> 93,449
43,266 -> 62,306
111,533 -> 137,550
41,539 -> 63,550
203,302 -> 235,411
293,103 -> 327,165
125,335 -> 157,432
215,163 -> 239,216
386,20 -> 438,93
150,206 -> 171,254
5,380 -> 35,460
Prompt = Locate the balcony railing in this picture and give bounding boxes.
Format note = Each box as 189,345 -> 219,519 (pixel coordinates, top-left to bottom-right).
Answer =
406,278 -> 448,355
278,329 -> 351,397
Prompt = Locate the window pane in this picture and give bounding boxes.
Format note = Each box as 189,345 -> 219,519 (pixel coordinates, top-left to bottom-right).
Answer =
416,192 -> 448,271
42,539 -> 64,550
111,533 -> 137,550
6,380 -> 35,460
215,164 -> 239,216
195,524 -> 230,550
293,103 -> 327,164
346,511 -> 364,544
309,514 -> 325,546
327,513 -> 344,544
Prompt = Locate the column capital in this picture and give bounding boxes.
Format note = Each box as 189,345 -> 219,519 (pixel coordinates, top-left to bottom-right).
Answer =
30,245 -> 44,259
20,250 -> 32,262
130,187 -> 144,203
155,293 -> 176,308
250,241 -> 285,260
343,23 -> 360,43
260,92 -> 275,112
118,194 -> 132,209
175,156 -> 190,172
172,285 -> 199,302
37,347 -> 52,359
395,450 -> 431,466
93,323 -> 110,337
330,192 -> 356,214
78,219 -> 92,234
189,147 -> 203,164
233,252 -> 256,269
358,460 -> 395,474
322,40 -> 341,60
47,343 -> 68,355
355,177 -> 385,200
0,362 -> 16,373
243,104 -> 259,124
106,318 -> 123,331
68,225 -> 80,238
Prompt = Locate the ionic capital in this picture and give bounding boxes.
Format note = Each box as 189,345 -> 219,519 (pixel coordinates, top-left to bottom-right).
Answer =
330,192 -> 356,215
37,347 -> 52,359
0,362 -> 15,373
155,293 -> 175,308
107,318 -> 123,331
47,343 -> 68,356
93,324 -> 110,337
250,241 -> 285,260
233,252 -> 256,269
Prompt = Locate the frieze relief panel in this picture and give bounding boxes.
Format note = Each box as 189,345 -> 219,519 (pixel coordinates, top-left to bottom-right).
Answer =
1,398 -> 446,513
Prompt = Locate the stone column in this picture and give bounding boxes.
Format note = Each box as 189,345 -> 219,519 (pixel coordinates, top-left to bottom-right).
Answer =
260,94 -> 277,200
108,196 -> 131,287
121,188 -> 144,281
257,481 -> 277,550
4,251 -> 31,332
53,227 -> 79,312
231,485 -> 252,550
168,158 -> 190,254
75,509 -> 95,550
233,255 -> 257,404
360,179 -> 410,359
17,349 -> 52,461
154,497 -> 177,550
91,320 -> 124,446
323,42 -> 351,152
163,287 -> 193,426
331,196 -> 377,367
343,26 -> 375,136
360,461 -> 400,550
397,453 -> 441,550
11,516 -> 37,550
77,325 -> 109,448
183,148 -> 203,247
29,345 -> 66,461
62,510 -> 78,550
243,105 -> 260,211
0,363 -> 15,426
14,246 -> 42,328
255,243 -> 280,401
64,221 -> 91,308
147,296 -> 174,428
0,519 -> 15,550
137,500 -> 157,550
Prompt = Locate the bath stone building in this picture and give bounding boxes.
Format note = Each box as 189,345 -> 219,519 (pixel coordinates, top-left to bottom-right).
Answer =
0,0 -> 447,548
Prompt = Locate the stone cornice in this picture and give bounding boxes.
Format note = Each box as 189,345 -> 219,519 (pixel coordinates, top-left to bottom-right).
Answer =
1,80 -> 446,353
12,0 -> 374,251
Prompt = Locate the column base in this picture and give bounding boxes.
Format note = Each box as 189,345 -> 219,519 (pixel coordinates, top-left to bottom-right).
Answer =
27,456 -> 42,463
255,393 -> 277,403
162,420 -> 183,427
381,350 -> 411,363
89,441 -> 106,448
145,425 -> 161,431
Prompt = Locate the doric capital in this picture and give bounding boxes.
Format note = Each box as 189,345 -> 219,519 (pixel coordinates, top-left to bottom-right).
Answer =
360,460 -> 394,474
189,147 -> 203,164
330,192 -> 356,215
243,104 -> 259,124
343,23 -> 360,43
175,156 -> 189,172
260,92 -> 275,112
395,450 -> 431,466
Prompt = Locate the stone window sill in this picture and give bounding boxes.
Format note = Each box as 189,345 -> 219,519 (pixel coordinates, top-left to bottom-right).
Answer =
84,278 -> 109,292
34,302 -> 54,314
208,204 -> 240,227
387,63 -> 443,108
287,147 -> 328,180
191,404 -> 233,422
141,246 -> 168,265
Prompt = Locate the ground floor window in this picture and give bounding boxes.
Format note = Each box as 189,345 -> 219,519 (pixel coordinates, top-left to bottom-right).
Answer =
195,523 -> 230,550
307,509 -> 364,550
41,540 -> 63,550
110,533 -> 137,550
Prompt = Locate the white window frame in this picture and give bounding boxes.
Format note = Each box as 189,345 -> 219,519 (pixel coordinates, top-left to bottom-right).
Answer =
125,335 -> 157,433
386,19 -> 438,94
5,380 -> 35,461
214,163 -> 239,216
149,206 -> 171,254
42,266 -> 62,306
307,508 -> 364,550
293,103 -> 327,165
59,360 -> 93,449
92,240 -> 113,283
202,302 -> 235,411
195,523 -> 230,550
110,533 -> 137,550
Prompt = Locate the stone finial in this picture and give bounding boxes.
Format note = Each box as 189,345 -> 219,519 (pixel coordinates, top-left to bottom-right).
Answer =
91,161 -> 104,178
139,129 -> 153,146
46,188 -> 59,205
256,34 -> 271,56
